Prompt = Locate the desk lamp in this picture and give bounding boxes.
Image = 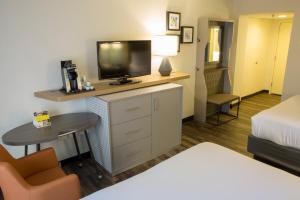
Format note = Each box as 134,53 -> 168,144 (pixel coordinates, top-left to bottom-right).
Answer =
152,35 -> 178,76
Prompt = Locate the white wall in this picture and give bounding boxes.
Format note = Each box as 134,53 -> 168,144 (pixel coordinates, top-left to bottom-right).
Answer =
233,17 -> 278,97
231,0 -> 300,100
0,0 -> 232,159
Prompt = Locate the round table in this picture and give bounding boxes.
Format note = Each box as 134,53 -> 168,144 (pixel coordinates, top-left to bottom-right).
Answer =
2,112 -> 102,178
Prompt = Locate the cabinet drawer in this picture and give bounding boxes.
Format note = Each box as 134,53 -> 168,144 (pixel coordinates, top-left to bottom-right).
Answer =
111,117 -> 151,147
113,137 -> 151,171
110,95 -> 151,125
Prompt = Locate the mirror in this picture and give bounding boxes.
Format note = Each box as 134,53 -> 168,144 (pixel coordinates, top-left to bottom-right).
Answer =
205,22 -> 224,65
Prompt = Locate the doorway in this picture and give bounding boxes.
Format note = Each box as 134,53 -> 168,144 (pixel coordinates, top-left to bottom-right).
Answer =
233,13 -> 294,97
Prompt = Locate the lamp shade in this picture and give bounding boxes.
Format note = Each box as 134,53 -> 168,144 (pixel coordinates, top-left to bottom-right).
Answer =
152,35 -> 178,56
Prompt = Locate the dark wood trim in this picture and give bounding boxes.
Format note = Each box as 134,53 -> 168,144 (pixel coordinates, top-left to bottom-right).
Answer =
166,11 -> 181,31
270,93 -> 282,97
230,90 -> 269,108
180,26 -> 194,44
182,116 -> 194,123
241,90 -> 269,100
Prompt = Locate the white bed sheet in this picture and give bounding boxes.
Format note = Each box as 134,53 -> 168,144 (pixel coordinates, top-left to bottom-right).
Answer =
82,143 -> 300,200
252,95 -> 300,150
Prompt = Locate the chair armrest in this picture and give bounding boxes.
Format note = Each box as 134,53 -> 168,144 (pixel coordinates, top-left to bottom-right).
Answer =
16,148 -> 59,178
30,174 -> 81,200
0,162 -> 30,200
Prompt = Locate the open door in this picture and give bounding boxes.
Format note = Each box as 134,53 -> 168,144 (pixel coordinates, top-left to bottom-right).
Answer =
271,21 -> 293,95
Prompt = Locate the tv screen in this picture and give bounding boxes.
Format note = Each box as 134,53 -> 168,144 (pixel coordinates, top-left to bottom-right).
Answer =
97,40 -> 151,79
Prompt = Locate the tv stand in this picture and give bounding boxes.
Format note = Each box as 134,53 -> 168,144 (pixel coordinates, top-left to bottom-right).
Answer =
87,83 -> 183,175
34,72 -> 190,102
109,76 -> 142,85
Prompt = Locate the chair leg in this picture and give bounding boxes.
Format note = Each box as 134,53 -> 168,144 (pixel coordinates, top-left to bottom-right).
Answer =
36,144 -> 41,152
72,132 -> 83,167
236,99 -> 241,118
24,145 -> 28,156
217,105 -> 221,125
84,130 -> 102,179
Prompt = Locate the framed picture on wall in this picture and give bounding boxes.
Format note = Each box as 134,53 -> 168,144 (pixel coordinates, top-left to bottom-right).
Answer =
181,26 -> 194,43
167,11 -> 181,31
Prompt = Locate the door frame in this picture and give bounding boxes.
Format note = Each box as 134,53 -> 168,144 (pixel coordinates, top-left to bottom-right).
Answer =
270,20 -> 293,95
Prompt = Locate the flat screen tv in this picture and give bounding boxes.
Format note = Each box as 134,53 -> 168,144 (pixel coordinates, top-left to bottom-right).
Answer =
97,40 -> 151,79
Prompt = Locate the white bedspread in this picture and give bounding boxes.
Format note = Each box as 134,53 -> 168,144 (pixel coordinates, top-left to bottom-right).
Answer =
252,95 -> 300,150
82,143 -> 300,200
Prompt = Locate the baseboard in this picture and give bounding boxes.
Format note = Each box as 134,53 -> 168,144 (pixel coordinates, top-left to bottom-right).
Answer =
182,116 -> 194,123
241,90 -> 269,100
230,90 -> 269,108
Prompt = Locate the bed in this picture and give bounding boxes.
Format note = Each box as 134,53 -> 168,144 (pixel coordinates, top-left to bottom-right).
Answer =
249,95 -> 300,173
82,143 -> 300,200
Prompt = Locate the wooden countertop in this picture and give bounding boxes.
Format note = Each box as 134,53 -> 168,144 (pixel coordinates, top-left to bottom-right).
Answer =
34,72 -> 190,102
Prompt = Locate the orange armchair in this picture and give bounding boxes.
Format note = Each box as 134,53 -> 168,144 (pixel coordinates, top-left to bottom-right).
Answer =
0,145 -> 81,200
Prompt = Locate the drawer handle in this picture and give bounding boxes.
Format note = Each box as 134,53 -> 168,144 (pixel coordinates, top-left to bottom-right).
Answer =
153,98 -> 159,112
125,107 -> 140,112
127,150 -> 140,158
125,129 -> 141,136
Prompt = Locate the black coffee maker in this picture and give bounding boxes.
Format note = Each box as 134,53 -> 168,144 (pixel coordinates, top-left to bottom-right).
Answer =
61,60 -> 82,93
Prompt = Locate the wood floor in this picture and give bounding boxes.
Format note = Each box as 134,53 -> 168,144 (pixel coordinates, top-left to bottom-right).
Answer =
62,92 -> 281,197
0,93 -> 281,199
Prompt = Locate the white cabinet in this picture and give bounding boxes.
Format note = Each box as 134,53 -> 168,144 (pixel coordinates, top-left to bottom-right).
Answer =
87,83 -> 183,175
151,88 -> 182,157
110,94 -> 151,125
111,117 -> 151,148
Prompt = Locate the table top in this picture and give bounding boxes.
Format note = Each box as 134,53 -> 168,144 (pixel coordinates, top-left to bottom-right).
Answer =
2,112 -> 100,146
34,72 -> 190,102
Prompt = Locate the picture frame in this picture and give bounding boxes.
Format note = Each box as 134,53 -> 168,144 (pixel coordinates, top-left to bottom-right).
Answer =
181,26 -> 194,44
167,11 -> 181,31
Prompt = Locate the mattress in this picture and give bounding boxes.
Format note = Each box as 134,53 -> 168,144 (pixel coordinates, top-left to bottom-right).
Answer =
252,95 -> 300,150
82,143 -> 300,200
